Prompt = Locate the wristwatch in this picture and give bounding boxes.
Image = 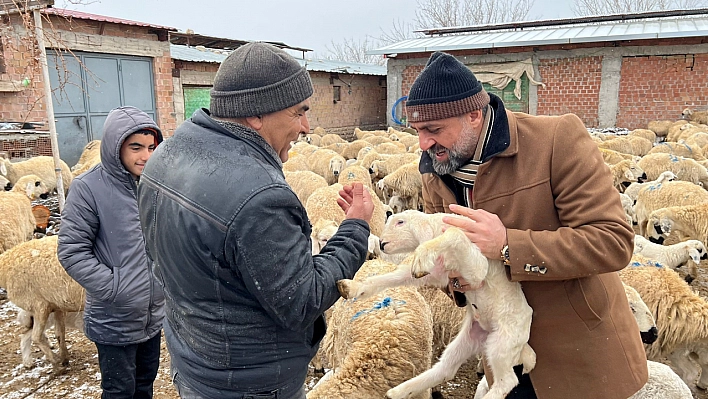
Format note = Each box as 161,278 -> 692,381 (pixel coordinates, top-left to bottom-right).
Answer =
500,244 -> 511,266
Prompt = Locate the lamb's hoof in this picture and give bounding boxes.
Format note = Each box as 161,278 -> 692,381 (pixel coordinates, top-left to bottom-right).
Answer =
685,275 -> 695,284
336,279 -> 358,300
313,367 -> 325,376
22,361 -> 35,369
476,372 -> 485,378
61,358 -> 69,367
432,391 -> 445,399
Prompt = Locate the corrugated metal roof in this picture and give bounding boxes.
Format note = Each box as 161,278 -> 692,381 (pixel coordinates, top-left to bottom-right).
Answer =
369,15 -> 708,55
44,8 -> 177,31
171,45 -> 386,75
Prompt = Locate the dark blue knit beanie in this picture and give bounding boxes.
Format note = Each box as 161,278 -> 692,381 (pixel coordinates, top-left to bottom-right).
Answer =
406,52 -> 489,122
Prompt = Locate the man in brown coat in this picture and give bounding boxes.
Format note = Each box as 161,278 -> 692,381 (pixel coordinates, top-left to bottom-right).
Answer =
406,51 -> 647,399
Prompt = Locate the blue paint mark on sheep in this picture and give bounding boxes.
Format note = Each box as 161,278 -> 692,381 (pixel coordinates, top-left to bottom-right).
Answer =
669,154 -> 679,162
350,297 -> 407,321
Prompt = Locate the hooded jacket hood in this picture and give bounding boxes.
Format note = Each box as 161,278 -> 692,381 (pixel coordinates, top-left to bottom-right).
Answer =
101,106 -> 163,183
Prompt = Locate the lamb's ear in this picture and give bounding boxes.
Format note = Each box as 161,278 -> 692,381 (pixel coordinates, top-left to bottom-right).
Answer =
0,161 -> 6,176
311,239 -> 321,256
624,169 -> 634,181
25,182 -> 33,198
689,248 -> 701,264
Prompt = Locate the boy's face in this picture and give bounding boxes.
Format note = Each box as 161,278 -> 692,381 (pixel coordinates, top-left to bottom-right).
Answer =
120,132 -> 156,179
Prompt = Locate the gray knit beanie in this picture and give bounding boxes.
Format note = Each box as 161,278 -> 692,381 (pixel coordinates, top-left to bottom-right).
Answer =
406,51 -> 489,123
210,42 -> 313,118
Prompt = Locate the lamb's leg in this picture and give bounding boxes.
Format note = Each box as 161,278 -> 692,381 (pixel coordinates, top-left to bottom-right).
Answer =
386,313 -> 485,399
410,227 -> 488,284
337,263 -> 446,301
31,306 -> 60,367
481,330 -> 535,399
53,311 -> 69,366
20,324 -> 34,368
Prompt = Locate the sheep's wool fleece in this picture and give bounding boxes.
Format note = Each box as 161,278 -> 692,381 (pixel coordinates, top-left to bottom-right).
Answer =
210,42 -> 313,118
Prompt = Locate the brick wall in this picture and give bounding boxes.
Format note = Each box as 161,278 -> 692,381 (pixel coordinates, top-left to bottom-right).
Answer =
617,54 -> 708,129
536,56 -> 603,127
0,133 -> 52,159
401,65 -> 425,99
307,71 -> 387,139
0,13 -> 176,157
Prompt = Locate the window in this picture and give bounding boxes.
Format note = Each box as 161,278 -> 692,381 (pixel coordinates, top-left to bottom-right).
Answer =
333,85 -> 341,103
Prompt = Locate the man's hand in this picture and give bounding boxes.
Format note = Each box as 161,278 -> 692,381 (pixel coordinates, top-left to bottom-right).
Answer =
443,203 -> 507,260
338,183 -> 374,223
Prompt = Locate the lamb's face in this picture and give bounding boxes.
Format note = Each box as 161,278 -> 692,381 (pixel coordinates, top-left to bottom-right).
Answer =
379,212 -> 423,254
329,158 -> 344,176
687,240 -> 708,262
648,213 -> 672,244
682,108 -> 693,119
311,220 -> 339,255
624,163 -> 646,184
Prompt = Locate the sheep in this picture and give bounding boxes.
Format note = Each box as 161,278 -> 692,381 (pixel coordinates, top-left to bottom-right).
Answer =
379,161 -> 423,211
354,127 -> 387,140
324,142 -> 348,156
1,156 -> 72,194
369,153 -> 420,180
626,135 -> 654,156
388,195 -> 407,214
0,236 -> 85,369
637,153 -> 708,186
308,149 -> 346,185
337,210 -> 535,399
633,235 -> 707,283
629,129 -> 657,143
646,142 -> 706,161
477,360 -> 690,399
307,259 -> 434,399
299,133 -> 322,147
598,137 -> 636,155
70,139 -> 101,177
305,183 -> 387,237
340,140 -> 372,160
337,165 -> 374,191
311,219 -> 340,255
8,174 -> 50,200
647,203 -> 708,249
623,171 -> 677,203
17,309 -> 84,368
634,180 -> 708,236
666,121 -> 694,142
374,141 -> 408,155
290,141 -> 319,157
363,135 -> 393,147
320,133 -> 347,147
283,153 -> 311,173
682,108 -> 708,125
0,181 -> 43,254
609,159 -> 646,191
0,173 -> 10,191
284,170 -> 328,205
619,265 -> 708,390
647,120 -> 674,137
600,148 -> 639,165
619,192 -> 636,225
312,126 -> 327,136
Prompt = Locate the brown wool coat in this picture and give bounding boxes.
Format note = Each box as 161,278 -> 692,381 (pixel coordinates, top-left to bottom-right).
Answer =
422,111 -> 648,399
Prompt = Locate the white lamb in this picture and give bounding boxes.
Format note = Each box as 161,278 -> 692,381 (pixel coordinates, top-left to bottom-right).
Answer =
0,236 -> 85,369
1,156 -> 72,194
633,235 -> 707,283
610,159 -> 646,191
0,174 -> 49,254
337,210 -> 535,399
307,149 -> 346,185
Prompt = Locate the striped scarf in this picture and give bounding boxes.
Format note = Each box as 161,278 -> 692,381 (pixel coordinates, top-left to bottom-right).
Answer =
449,105 -> 494,206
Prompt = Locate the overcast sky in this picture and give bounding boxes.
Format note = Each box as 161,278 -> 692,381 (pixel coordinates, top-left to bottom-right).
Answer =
56,0 -> 575,58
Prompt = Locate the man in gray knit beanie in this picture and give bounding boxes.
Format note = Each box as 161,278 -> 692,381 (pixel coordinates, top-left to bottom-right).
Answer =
137,41 -> 374,399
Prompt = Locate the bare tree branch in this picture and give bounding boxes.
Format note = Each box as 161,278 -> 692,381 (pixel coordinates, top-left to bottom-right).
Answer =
572,0 -> 708,15
379,18 -> 421,45
324,36 -> 386,66
414,0 -> 535,29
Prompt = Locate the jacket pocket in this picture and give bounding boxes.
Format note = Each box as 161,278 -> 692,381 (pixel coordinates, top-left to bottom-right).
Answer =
108,266 -> 120,303
564,276 -> 607,331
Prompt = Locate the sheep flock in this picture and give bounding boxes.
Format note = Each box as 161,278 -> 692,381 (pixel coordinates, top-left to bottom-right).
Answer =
3,116 -> 708,398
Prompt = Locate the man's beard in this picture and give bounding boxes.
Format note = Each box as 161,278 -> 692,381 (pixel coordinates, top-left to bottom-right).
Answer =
427,122 -> 477,175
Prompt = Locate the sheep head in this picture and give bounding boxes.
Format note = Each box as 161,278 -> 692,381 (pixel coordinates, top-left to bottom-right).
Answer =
622,283 -> 657,345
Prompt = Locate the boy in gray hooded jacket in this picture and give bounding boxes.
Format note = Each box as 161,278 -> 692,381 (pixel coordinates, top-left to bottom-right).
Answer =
58,106 -> 165,399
